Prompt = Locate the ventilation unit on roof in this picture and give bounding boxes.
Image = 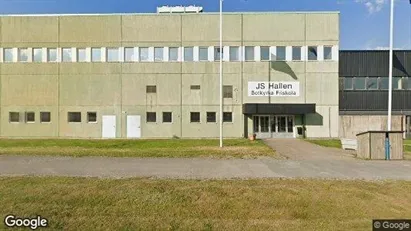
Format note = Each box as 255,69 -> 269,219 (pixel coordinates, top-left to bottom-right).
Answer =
157,5 -> 204,14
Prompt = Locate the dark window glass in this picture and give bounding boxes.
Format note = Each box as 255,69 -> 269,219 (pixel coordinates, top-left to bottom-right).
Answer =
393,77 -> 402,90
260,46 -> 270,61
87,112 -> 97,123
40,112 -> 51,123
292,47 -> 301,60
214,47 -> 223,61
25,112 -> 35,123
223,112 -> 232,122
9,112 -> 19,123
190,85 -> 200,90
324,46 -> 332,60
354,77 -> 366,90
223,86 -> 233,98
229,47 -> 239,61
68,112 -> 81,123
163,112 -> 172,123
276,46 -> 286,61
344,77 -> 353,90
245,46 -> 254,61
379,77 -> 389,90
199,47 -> 208,61
184,47 -> 194,61
287,116 -> 294,133
190,112 -> 200,123
146,112 -> 156,123
367,78 -> 378,90
207,112 -> 216,123
146,86 -> 157,93
308,46 -> 318,60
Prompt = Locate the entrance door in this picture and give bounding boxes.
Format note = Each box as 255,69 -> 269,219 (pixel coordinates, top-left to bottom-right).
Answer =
127,115 -> 141,138
253,115 -> 295,139
102,115 -> 116,138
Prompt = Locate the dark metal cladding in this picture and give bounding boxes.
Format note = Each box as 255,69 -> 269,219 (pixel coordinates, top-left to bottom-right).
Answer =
243,104 -> 316,115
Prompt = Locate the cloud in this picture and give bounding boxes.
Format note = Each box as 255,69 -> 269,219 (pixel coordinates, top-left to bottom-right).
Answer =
356,0 -> 387,14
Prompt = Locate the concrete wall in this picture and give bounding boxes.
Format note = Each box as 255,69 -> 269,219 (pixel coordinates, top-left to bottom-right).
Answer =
339,115 -> 403,139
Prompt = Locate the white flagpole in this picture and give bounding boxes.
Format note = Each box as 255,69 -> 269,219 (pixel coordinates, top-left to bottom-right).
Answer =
388,0 -> 394,131
219,0 -> 224,148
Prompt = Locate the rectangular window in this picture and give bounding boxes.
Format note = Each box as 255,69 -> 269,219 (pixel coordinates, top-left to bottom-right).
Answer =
214,47 -> 223,61
107,48 -> 119,62
184,47 -> 194,61
190,85 -> 200,90
354,77 -> 366,90
308,46 -> 318,60
366,77 -> 378,90
276,46 -> 286,61
87,112 -> 97,123
344,77 -> 353,90
154,47 -> 164,62
68,112 -> 81,123
324,46 -> 332,60
260,46 -> 270,61
245,46 -> 254,61
9,112 -> 19,123
4,48 -> 14,62
91,48 -> 101,62
223,112 -> 233,123
169,47 -> 179,62
229,46 -> 240,61
48,48 -> 57,62
40,112 -> 51,123
124,47 -> 135,62
25,112 -> 35,123
292,47 -> 301,61
199,47 -> 209,61
379,77 -> 389,90
190,112 -> 200,123
19,48 -> 29,62
139,47 -> 149,62
146,85 -> 157,93
146,112 -> 156,123
162,112 -> 172,123
77,48 -> 87,62
393,77 -> 402,90
206,112 -> 216,123
32,48 -> 43,62
62,48 -> 72,62
223,85 -> 233,99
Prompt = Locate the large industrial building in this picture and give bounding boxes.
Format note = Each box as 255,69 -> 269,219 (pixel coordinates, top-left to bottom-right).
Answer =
0,8 -> 340,139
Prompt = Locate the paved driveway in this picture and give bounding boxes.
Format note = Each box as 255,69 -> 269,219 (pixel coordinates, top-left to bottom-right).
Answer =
1,155 -> 411,181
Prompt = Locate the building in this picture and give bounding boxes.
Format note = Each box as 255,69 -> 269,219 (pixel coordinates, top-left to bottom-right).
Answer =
0,9 -> 340,139
339,50 -> 411,139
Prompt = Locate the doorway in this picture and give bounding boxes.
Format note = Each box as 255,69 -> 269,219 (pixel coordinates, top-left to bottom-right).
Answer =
253,115 -> 294,139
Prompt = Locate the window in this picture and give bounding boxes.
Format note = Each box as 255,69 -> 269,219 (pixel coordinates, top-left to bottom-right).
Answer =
190,85 -> 200,90
146,112 -> 156,123
344,77 -> 353,90
214,47 -> 223,61
276,46 -> 286,61
77,48 -> 87,62
190,112 -> 200,123
199,47 -> 209,61
124,47 -> 135,62
87,112 -> 97,123
324,46 -> 332,60
91,48 -> 101,62
40,112 -> 51,123
18,48 -> 29,62
354,77 -> 366,90
229,46 -> 240,61
393,77 -> 402,90
260,46 -> 270,61
308,46 -> 318,60
146,85 -> 157,93
68,112 -> 81,123
169,47 -> 178,61
139,47 -> 149,62
245,46 -> 254,61
223,112 -> 233,123
62,48 -> 72,62
379,77 -> 389,90
207,112 -> 216,123
162,112 -> 172,123
32,48 -> 43,62
107,48 -> 119,62
223,85 -> 233,99
154,47 -> 164,62
48,48 -> 57,62
367,77 -> 378,90
4,48 -> 14,62
292,47 -> 301,61
184,47 -> 194,61
25,112 -> 35,123
9,112 -> 19,123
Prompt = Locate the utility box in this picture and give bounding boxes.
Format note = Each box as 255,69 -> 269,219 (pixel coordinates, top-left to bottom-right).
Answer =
356,131 -> 403,160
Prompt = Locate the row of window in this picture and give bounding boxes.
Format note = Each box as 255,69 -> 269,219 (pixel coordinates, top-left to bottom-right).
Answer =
0,45 -> 335,63
146,112 -> 233,123
9,112 -> 51,123
147,85 -> 234,98
343,77 -> 411,90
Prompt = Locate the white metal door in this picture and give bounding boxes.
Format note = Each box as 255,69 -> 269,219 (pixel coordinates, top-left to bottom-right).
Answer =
127,115 -> 141,138
102,115 -> 116,138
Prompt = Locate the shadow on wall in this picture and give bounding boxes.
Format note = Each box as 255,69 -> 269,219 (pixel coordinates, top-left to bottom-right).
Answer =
394,54 -> 410,76
269,54 -> 298,80
306,113 -> 323,126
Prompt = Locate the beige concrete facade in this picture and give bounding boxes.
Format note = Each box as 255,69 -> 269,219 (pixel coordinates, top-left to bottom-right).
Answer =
0,12 -> 339,138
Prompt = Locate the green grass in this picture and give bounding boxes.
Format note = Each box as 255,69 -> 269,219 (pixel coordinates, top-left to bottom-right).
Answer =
1,177 -> 411,231
305,139 -> 342,149
0,139 -> 276,159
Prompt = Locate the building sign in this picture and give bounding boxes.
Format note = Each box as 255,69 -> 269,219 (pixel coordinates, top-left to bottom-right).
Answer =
248,82 -> 300,97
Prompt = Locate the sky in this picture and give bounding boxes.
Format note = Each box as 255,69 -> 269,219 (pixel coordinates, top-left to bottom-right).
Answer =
0,0 -> 410,50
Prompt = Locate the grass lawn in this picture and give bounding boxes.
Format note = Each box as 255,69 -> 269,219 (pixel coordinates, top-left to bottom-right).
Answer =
304,139 -> 342,149
0,139 -> 276,159
1,177 -> 411,231
403,140 -> 411,160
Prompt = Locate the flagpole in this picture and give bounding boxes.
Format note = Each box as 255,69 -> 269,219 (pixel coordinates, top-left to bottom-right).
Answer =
219,0 -> 223,148
388,0 -> 394,131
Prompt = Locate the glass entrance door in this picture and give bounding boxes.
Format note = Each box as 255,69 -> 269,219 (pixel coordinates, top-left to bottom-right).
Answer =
253,115 -> 294,139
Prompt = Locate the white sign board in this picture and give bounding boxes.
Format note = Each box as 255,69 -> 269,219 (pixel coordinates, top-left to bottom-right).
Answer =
248,82 -> 300,97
